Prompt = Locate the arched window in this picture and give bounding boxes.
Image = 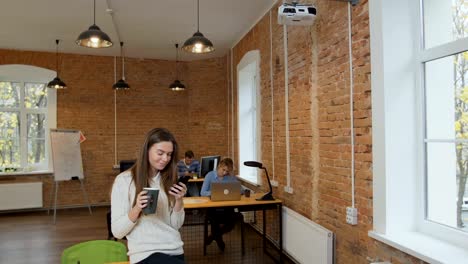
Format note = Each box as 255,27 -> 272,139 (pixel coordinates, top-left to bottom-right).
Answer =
0,65 -> 56,174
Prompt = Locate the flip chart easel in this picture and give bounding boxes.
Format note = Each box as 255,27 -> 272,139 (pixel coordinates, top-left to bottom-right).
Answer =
48,129 -> 92,223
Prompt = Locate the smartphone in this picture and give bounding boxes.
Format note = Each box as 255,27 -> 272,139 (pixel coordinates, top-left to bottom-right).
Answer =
178,176 -> 190,185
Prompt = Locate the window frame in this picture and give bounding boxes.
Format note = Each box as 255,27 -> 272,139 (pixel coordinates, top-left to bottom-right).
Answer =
237,50 -> 261,185
420,42 -> 468,245
0,64 -> 56,175
369,0 -> 468,262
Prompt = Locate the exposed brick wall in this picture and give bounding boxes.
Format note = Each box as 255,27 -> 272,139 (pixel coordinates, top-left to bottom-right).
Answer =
231,0 -> 427,263
0,49 -> 228,208
0,1 -> 430,262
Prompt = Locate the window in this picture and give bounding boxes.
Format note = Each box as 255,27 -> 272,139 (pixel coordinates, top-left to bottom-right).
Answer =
237,50 -> 261,184
0,65 -> 56,174
422,0 -> 468,236
370,0 -> 468,262
425,53 -> 468,231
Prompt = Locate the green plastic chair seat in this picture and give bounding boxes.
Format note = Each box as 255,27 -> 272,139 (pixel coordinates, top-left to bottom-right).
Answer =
61,240 -> 128,264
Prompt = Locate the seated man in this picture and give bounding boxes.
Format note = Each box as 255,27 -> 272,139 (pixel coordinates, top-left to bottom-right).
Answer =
177,150 -> 200,197
200,157 -> 243,252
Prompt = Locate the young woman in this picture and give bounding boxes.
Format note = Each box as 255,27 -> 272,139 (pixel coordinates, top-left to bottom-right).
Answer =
111,128 -> 187,264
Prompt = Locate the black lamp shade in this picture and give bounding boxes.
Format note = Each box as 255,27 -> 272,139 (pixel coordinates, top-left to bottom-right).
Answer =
113,79 -> 130,90
76,24 -> 113,48
47,77 -> 67,89
182,31 -> 214,54
243,161 -> 263,168
169,80 -> 186,91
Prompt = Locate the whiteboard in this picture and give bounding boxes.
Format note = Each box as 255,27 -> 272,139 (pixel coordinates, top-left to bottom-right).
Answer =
50,129 -> 84,181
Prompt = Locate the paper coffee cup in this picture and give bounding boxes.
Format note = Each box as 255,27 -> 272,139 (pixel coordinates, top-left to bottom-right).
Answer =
143,187 -> 159,215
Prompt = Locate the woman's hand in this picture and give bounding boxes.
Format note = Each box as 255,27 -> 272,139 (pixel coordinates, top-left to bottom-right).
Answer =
170,182 -> 187,200
129,190 -> 148,222
170,182 -> 187,212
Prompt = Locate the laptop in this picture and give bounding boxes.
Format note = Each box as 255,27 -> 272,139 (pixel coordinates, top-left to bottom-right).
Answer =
210,182 -> 242,201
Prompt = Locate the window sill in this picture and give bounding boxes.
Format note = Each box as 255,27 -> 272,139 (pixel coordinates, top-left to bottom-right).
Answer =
236,175 -> 259,187
0,170 -> 53,177
369,230 -> 468,264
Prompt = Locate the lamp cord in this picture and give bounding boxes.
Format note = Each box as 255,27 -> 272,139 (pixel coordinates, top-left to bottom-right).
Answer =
197,0 -> 199,32
93,0 -> 96,25
55,39 -> 59,77
175,43 -> 179,79
120,42 -> 125,80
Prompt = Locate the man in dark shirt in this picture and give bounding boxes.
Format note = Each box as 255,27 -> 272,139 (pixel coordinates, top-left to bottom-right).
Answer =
177,150 -> 200,197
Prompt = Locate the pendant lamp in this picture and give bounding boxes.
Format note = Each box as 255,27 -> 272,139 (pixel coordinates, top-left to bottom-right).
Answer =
182,0 -> 214,54
47,39 -> 67,89
76,0 -> 113,48
170,44 -> 186,91
113,42 -> 130,90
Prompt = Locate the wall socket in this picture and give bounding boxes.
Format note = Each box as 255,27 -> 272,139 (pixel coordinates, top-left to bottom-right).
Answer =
284,186 -> 294,194
271,180 -> 278,187
346,206 -> 358,225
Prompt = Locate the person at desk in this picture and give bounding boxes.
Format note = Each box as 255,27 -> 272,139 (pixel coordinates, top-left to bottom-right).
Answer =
111,128 -> 187,264
177,150 -> 200,197
200,157 -> 242,252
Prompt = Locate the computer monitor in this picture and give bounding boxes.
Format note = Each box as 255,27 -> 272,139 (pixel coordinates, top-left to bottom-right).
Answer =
199,155 -> 221,178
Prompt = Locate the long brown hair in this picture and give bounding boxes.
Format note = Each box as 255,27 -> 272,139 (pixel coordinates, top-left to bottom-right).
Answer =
130,128 -> 179,207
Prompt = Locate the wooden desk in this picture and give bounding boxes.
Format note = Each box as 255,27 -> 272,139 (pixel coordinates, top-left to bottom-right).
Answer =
183,194 -> 283,263
188,177 -> 204,183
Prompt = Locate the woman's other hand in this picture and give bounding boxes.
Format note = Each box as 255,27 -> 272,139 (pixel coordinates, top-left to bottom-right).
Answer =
129,190 -> 148,222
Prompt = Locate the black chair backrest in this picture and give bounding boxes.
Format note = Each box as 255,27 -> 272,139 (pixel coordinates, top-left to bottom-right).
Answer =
119,160 -> 136,173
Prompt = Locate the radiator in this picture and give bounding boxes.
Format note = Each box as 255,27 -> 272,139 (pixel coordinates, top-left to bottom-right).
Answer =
283,207 -> 334,264
0,182 -> 43,210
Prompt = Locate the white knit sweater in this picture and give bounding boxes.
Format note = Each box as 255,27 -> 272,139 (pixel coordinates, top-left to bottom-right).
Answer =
111,171 -> 185,263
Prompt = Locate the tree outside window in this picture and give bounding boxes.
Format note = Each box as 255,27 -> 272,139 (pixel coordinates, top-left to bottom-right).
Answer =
0,81 -> 48,172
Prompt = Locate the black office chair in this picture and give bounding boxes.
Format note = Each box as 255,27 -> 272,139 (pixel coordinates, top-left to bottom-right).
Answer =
107,211 -> 117,240
107,160 -> 136,240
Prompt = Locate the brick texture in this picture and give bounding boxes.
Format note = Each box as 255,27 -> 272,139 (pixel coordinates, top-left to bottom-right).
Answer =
231,0 -> 428,263
1,0 -> 430,262
0,49 -> 228,208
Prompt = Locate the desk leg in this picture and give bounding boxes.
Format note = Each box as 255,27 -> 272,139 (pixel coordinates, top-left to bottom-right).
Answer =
279,204 -> 283,263
263,209 -> 267,254
241,214 -> 245,256
203,212 -> 208,256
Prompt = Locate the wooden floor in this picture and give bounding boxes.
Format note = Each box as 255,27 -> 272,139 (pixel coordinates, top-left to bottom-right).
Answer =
0,206 -> 291,264
0,207 -> 110,264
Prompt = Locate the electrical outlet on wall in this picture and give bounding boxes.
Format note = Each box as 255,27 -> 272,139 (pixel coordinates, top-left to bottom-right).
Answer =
284,186 -> 294,194
271,180 -> 278,187
346,206 -> 358,225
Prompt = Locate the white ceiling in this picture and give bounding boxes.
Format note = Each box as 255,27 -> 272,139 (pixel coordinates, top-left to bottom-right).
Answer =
0,0 -> 276,61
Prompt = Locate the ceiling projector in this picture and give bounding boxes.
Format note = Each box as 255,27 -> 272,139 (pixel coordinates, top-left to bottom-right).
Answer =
278,2 -> 317,26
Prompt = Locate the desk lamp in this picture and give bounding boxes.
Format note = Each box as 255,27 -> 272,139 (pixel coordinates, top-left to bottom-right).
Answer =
243,161 -> 274,201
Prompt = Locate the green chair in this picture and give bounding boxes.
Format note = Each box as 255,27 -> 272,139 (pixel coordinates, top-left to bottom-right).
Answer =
61,240 -> 128,264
